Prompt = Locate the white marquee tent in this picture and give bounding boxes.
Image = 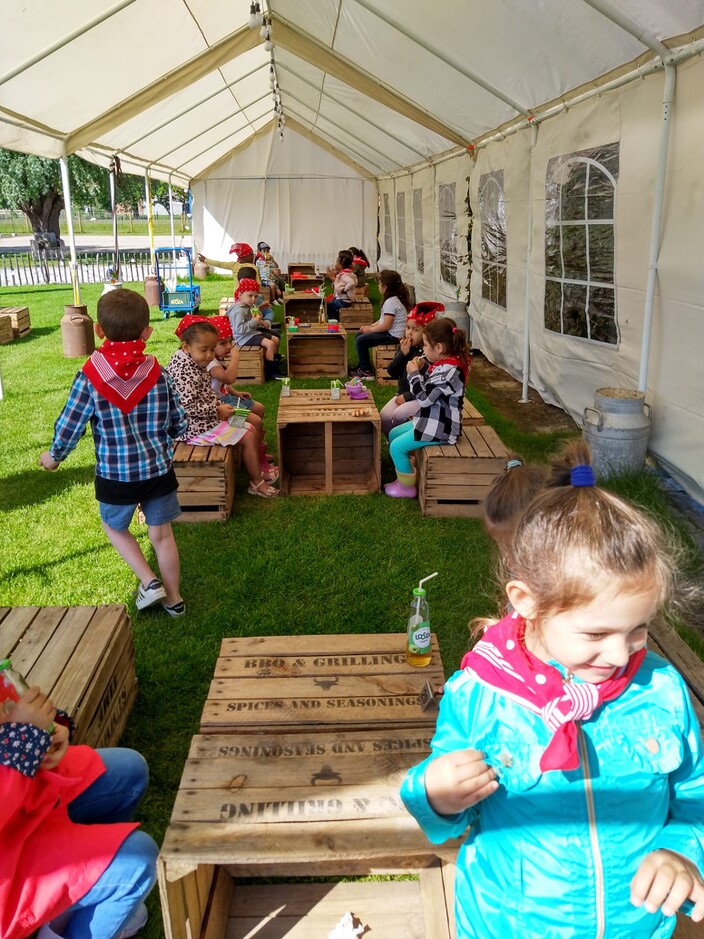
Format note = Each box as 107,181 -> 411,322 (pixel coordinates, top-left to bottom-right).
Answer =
2,1 -> 704,500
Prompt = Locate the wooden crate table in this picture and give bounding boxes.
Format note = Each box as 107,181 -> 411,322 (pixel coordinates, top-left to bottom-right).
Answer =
283,291 -> 324,324
277,389 -> 381,495
0,306 -> 30,339
159,633 -> 458,939
339,298 -> 374,332
288,261 -> 316,277
0,604 -> 136,749
418,423 -> 508,518
289,272 -> 324,290
173,442 -> 236,522
286,322 -> 348,378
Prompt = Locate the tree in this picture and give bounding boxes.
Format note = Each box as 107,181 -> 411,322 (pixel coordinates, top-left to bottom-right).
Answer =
152,180 -> 187,213
0,149 -> 109,239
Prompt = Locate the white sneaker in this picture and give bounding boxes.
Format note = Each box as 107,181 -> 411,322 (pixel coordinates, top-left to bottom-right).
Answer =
135,579 -> 167,610
119,902 -> 148,938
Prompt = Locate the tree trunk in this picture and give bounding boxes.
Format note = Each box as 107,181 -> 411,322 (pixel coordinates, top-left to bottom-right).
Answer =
19,188 -> 64,239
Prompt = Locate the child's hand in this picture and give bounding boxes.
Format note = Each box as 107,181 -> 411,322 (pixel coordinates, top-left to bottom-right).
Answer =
40,722 -> 69,771
631,850 -> 704,921
406,358 -> 419,374
424,749 -> 498,816
234,390 -> 252,400
39,451 -> 60,471
217,403 -> 234,421
3,687 -> 56,731
395,394 -> 406,406
251,312 -> 262,323
400,336 -> 412,355
259,320 -> 271,330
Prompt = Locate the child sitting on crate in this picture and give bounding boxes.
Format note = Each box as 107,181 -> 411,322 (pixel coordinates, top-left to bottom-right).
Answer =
0,683 -> 157,939
385,317 -> 470,499
198,243 -> 276,323
208,315 -> 276,479
167,315 -> 278,497
40,288 -> 187,617
255,241 -> 285,303
325,250 -> 358,319
227,278 -> 283,382
354,270 -> 411,379
379,302 -> 444,436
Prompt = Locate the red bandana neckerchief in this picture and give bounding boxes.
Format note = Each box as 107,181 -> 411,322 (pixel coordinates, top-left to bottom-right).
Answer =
82,339 -> 161,414
460,611 -> 646,772
428,355 -> 469,383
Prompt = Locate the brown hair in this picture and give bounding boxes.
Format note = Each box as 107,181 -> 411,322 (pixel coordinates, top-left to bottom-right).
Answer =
237,265 -> 257,281
424,317 -> 471,369
482,454 -> 546,550
97,288 -> 149,341
180,321 -> 218,345
379,270 -> 411,311
337,250 -> 354,270
510,440 -> 678,620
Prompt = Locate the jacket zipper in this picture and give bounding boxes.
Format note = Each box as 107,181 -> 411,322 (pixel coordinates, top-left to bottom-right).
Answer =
578,725 -> 606,939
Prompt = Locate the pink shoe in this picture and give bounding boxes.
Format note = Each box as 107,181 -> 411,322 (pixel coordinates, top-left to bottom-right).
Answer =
384,480 -> 417,498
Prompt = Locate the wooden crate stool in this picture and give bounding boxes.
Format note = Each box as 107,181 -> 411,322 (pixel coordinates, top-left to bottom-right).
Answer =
235,346 -> 265,385
0,315 -> 13,345
0,604 -> 137,749
417,423 -> 508,518
372,343 -> 398,384
218,295 -> 233,314
339,298 -> 374,331
0,306 -> 30,339
173,442 -> 236,522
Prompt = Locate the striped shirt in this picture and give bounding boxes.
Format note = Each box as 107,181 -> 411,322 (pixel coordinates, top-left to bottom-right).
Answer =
49,369 -> 187,482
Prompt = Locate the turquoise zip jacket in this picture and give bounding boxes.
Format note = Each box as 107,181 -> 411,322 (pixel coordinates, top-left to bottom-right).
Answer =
400,650 -> 704,938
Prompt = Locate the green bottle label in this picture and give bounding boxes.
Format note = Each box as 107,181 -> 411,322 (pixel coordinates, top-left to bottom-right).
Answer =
410,623 -> 431,654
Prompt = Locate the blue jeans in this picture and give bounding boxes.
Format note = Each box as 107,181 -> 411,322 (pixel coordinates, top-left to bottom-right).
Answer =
63,749 -> 158,939
388,421 -> 436,475
355,331 -> 398,372
327,297 -> 351,318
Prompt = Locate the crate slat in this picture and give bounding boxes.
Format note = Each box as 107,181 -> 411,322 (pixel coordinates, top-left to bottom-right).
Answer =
174,444 -> 237,522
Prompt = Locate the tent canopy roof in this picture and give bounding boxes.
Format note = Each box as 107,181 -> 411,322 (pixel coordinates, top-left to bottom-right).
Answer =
2,0 -> 704,183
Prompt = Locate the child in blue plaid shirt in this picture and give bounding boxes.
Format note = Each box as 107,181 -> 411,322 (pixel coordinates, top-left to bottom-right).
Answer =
40,289 -> 188,617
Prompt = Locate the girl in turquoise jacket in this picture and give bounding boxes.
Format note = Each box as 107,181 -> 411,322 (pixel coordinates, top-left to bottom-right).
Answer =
401,441 -> 704,938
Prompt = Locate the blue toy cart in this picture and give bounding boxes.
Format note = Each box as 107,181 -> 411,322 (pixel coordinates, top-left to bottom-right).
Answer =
156,247 -> 201,318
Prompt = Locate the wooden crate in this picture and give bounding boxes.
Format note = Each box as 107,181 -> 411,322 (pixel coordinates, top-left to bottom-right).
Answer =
0,305 -> 31,338
354,285 -> 369,298
288,261 -> 316,278
289,272 -> 323,290
277,389 -> 380,495
234,346 -> 265,385
0,605 -> 136,748
372,343 -> 398,384
0,315 -> 13,345
200,632 -> 445,734
218,296 -> 233,314
173,442 -> 236,522
339,298 -> 374,331
283,291 -> 323,324
462,397 -> 485,425
417,424 -> 508,518
286,323 -> 348,378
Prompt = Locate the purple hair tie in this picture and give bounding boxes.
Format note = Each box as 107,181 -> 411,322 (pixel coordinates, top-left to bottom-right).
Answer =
571,464 -> 596,487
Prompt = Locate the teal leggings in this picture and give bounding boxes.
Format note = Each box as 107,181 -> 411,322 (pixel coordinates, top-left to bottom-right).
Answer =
388,422 -> 437,475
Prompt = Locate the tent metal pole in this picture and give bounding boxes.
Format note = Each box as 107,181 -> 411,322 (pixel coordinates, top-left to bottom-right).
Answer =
58,153 -> 81,305
520,121 -> 538,404
144,169 -> 155,272
109,157 -> 119,279
639,62 -> 676,393
168,175 -> 177,265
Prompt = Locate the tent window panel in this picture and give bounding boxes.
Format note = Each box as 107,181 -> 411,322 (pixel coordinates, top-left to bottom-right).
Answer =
396,192 -> 407,264
479,171 -> 506,308
383,193 -> 392,254
439,182 -> 457,287
544,143 -> 619,346
413,188 -> 424,274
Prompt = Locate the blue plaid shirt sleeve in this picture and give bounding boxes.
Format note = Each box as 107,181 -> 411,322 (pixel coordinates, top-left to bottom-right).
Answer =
165,371 -> 188,439
48,372 -> 95,463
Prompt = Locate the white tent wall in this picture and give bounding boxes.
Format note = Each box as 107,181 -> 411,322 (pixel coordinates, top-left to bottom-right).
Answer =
468,55 -> 704,502
191,126 -> 377,272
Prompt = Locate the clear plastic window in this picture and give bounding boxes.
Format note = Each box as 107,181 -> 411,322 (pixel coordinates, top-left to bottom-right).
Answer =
383,193 -> 392,254
413,188 -> 424,274
439,182 -> 457,286
396,192 -> 407,264
545,143 -> 619,345
479,170 -> 507,308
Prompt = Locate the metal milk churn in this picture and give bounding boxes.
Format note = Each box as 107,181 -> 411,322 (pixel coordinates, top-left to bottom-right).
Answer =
582,387 -> 652,478
61,305 -> 95,358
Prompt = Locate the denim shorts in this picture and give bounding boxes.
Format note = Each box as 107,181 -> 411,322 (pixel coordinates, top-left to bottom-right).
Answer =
221,393 -> 255,411
99,490 -> 181,531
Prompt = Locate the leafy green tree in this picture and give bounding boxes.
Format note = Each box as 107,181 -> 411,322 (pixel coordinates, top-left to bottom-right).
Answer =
152,180 -> 187,212
0,149 -> 109,238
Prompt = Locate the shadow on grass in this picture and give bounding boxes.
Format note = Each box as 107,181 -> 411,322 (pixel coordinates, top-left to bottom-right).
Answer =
2,464 -> 94,510
0,542 -> 108,586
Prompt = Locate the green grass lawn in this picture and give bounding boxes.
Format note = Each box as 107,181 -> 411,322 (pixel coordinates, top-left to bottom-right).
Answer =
0,276 -> 700,937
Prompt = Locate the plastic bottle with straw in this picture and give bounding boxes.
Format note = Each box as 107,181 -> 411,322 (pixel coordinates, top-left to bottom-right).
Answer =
406,572 -> 438,667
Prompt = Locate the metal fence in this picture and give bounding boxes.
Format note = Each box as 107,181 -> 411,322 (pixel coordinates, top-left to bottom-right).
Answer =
0,249 -> 153,288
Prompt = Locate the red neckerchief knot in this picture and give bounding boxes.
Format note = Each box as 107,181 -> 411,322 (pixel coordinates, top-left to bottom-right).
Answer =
82,339 -> 161,413
460,612 -> 646,772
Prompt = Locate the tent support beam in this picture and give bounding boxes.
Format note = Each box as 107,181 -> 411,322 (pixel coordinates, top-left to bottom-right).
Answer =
65,27 -> 261,154
270,16 -> 470,149
520,122 -> 538,404
58,153 -> 81,305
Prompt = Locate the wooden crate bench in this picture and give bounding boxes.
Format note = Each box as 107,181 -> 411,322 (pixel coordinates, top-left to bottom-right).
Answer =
277,389 -> 381,495
0,314 -> 13,345
372,343 -> 398,384
0,305 -> 30,338
339,298 -> 374,332
286,322 -> 348,378
462,397 -> 485,425
173,442 -> 237,522
417,423 -> 508,518
0,604 -> 136,749
218,296 -> 233,314
159,631 -> 456,939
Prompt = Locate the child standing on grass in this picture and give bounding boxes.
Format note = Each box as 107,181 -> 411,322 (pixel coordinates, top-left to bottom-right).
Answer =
401,441 -> 704,939
167,316 -> 278,497
379,302 -> 443,436
40,288 -> 187,617
385,317 -> 470,498
354,270 -> 411,379
1,684 -> 157,939
227,278 -> 282,382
